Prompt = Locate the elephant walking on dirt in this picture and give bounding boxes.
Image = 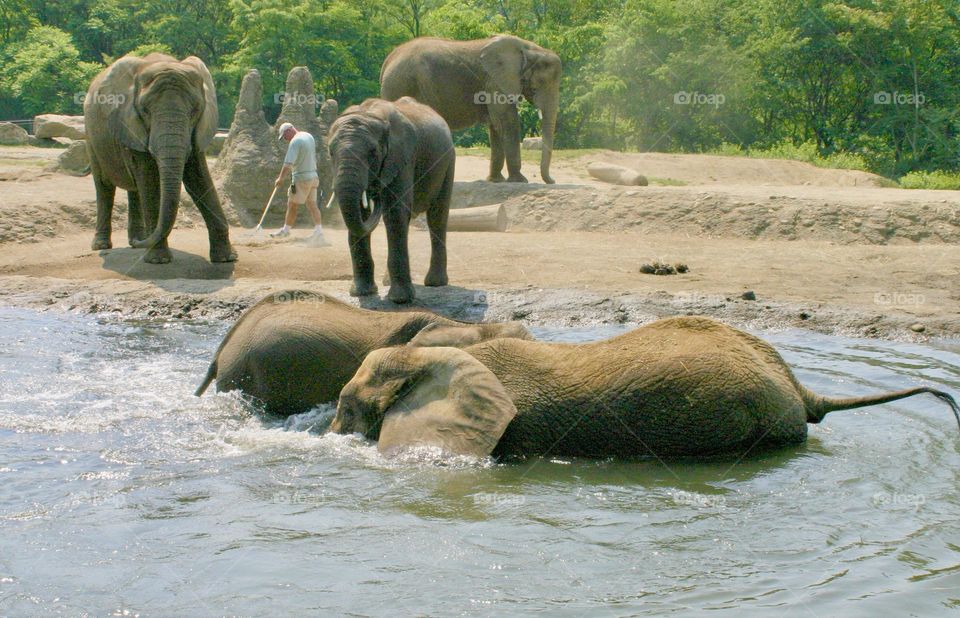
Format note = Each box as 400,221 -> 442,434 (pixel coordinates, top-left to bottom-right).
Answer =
84,53 -> 237,264
194,290 -> 531,415
330,316 -> 960,458
328,97 -> 454,304
380,35 -> 561,185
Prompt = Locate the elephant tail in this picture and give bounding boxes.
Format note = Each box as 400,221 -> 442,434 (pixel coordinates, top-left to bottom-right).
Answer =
195,360 -> 217,397
803,386 -> 960,430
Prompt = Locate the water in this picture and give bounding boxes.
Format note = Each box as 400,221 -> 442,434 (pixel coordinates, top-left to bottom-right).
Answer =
1,307 -> 959,616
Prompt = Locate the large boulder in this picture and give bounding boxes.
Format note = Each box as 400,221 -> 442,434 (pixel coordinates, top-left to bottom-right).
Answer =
33,114 -> 86,140
522,136 -> 543,150
52,141 -> 91,176
0,121 -> 29,145
214,67 -> 336,227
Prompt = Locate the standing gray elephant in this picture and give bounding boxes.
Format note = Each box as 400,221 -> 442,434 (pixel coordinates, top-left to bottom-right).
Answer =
380,35 -> 561,184
84,53 -> 236,264
194,290 -> 531,415
328,97 -> 454,304
330,316 -> 960,458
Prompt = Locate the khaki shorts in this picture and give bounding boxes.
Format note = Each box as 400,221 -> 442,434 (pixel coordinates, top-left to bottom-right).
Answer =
288,177 -> 319,205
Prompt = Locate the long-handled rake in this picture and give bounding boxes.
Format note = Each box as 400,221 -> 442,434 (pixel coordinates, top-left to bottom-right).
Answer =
246,185 -> 280,238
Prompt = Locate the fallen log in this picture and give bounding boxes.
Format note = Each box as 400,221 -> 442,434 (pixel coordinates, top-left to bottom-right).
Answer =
587,162 -> 648,186
447,203 -> 508,232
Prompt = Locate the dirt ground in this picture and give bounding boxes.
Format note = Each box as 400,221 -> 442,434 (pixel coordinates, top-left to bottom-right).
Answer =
1,143 -> 958,339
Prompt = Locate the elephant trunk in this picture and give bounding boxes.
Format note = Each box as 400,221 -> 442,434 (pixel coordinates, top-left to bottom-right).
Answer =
131,109 -> 191,249
335,160 -> 382,238
538,93 -> 558,185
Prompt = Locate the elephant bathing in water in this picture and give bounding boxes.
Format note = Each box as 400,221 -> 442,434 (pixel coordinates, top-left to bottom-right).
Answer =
328,97 -> 455,304
84,53 -> 237,264
380,35 -> 561,184
330,316 -> 960,458
194,291 -> 531,415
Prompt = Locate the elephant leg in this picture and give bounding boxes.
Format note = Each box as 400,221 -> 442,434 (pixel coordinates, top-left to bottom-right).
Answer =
501,111 -> 528,183
127,191 -> 144,246
383,195 -> 415,304
348,232 -> 377,297
424,171 -> 451,288
183,150 -> 237,263
132,154 -> 172,264
91,169 -> 116,250
487,121 -> 506,183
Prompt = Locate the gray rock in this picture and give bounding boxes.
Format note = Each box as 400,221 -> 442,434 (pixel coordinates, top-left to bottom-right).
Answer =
205,132 -> 228,156
0,122 -> 29,145
522,136 -> 542,150
740,290 -> 757,301
33,114 -> 86,140
54,141 -> 91,176
910,323 -> 925,333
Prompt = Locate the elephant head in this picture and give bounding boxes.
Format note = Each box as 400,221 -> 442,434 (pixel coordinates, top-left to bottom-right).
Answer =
98,53 -> 218,251
330,346 -> 517,457
327,100 -> 415,238
480,36 -> 562,184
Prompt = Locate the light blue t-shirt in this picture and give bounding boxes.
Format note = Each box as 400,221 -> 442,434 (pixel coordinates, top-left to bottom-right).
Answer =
283,131 -> 319,182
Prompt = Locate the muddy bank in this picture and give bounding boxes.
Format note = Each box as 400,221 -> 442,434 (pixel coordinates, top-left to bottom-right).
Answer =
0,275 -> 954,342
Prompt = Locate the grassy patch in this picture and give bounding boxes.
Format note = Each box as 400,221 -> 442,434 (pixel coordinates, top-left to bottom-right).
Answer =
898,170 -> 960,190
648,177 -> 687,186
706,140 -> 871,172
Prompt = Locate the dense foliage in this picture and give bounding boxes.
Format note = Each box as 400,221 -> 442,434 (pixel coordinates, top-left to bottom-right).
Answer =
1,0 -> 957,177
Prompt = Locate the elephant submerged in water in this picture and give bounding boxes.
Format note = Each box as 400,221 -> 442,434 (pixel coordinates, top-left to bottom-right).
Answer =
194,291 -> 531,415
330,316 -> 960,458
84,53 -> 236,264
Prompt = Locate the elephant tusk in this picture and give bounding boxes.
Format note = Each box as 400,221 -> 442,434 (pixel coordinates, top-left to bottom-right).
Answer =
323,190 -> 336,210
538,109 -> 543,120
362,191 -> 369,208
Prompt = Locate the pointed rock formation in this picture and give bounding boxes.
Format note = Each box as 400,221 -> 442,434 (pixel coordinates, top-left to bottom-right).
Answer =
214,67 -> 336,226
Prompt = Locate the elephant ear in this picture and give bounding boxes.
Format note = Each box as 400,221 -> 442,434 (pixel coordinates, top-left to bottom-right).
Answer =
100,56 -> 149,152
378,103 -> 417,189
181,56 -> 218,151
479,35 -> 526,96
378,347 -> 517,458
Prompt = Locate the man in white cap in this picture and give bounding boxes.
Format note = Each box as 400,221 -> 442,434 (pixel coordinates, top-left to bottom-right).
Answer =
271,122 -> 329,246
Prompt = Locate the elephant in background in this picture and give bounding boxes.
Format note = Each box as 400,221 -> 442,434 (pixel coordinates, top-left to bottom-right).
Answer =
194,290 -> 531,415
330,316 -> 960,458
84,53 -> 236,264
328,97 -> 454,304
380,35 -> 561,184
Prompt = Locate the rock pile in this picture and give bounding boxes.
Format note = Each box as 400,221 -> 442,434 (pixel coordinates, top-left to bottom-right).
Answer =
214,67 -> 337,226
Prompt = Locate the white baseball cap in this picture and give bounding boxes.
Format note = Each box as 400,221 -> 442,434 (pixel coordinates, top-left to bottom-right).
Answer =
277,122 -> 295,139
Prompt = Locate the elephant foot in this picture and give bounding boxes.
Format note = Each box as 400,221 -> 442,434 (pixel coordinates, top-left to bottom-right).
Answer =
127,237 -> 141,248
387,282 -> 415,304
424,270 -> 448,287
542,174 -> 556,185
486,173 -> 506,183
350,281 -> 378,297
506,173 -> 529,183
143,246 -> 173,264
91,236 -> 112,251
210,243 -> 238,263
